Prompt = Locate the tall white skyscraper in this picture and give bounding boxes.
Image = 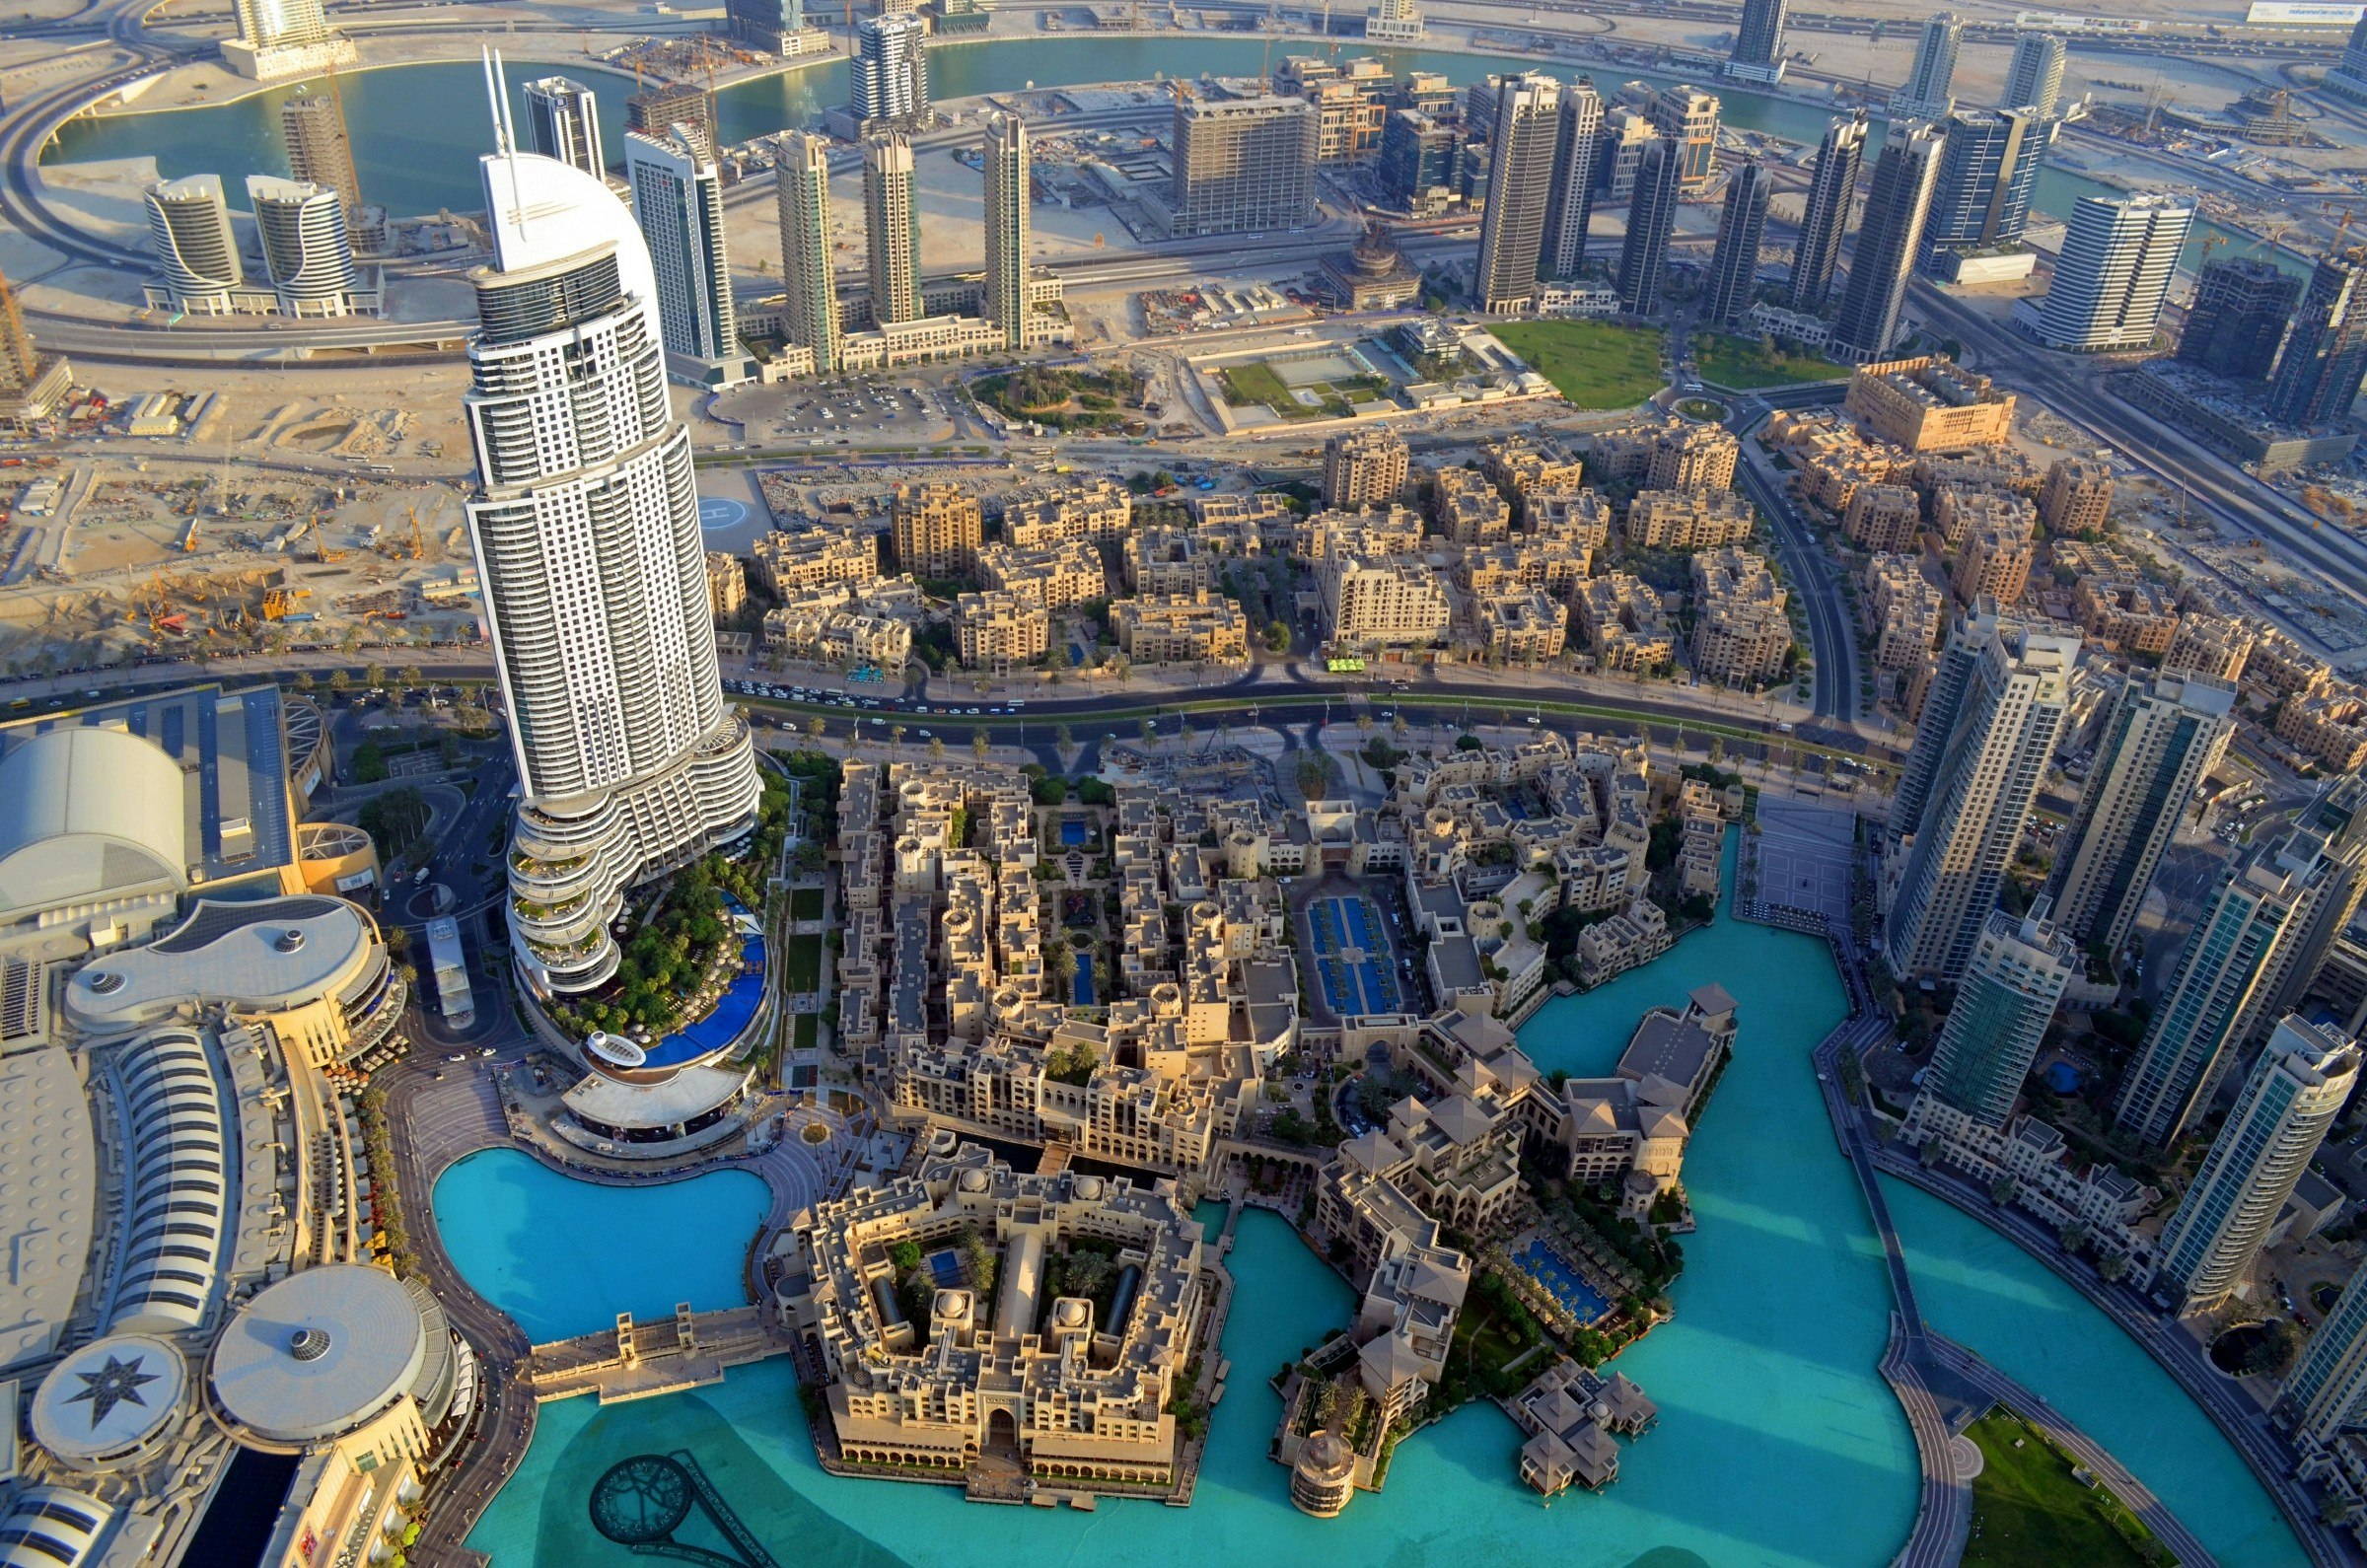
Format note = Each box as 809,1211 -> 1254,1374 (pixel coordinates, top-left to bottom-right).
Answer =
2281,1264 -> 2367,1448
2003,32 -> 2066,118
774,129 -> 841,376
2050,675 -> 2237,955
982,111 -> 1030,351
245,177 -> 358,317
1472,72 -> 1560,315
2021,193 -> 2193,352
1889,14 -> 1963,120
851,13 -> 929,128
2153,1017 -> 2358,1316
464,84 -> 761,995
863,133 -> 921,326
1884,608 -> 2078,983
522,77 -> 607,180
143,175 -> 243,315
624,127 -> 747,386
1908,904 -> 2074,1130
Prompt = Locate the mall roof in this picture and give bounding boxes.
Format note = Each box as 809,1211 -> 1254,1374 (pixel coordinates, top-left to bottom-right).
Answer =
29,1332 -> 186,1466
210,1264 -> 428,1445
64,895 -> 376,1036
0,1045 -> 96,1372
0,684 -> 297,913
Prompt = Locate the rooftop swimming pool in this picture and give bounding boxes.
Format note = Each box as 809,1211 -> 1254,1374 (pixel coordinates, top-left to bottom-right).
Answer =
443,829 -> 2305,1565
639,904 -> 766,1071
430,1150 -> 767,1344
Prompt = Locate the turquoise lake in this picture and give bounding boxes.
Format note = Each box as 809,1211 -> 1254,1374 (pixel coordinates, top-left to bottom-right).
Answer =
45,39 -> 2283,274
440,830 -> 2306,1564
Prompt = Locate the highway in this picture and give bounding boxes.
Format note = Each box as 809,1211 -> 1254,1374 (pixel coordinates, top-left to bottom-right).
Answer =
1912,284 -> 2367,611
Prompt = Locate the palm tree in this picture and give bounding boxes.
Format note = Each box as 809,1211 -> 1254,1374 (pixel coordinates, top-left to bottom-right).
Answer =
399,665 -> 425,691
807,716 -> 825,741
1055,723 -> 1072,751
292,670 -> 316,694
890,724 -> 906,749
1139,716 -> 1155,748
1392,714 -> 1407,741
929,736 -> 947,762
971,731 -> 990,761
364,663 -> 386,690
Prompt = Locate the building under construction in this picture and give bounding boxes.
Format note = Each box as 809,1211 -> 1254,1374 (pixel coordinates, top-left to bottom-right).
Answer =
0,272 -> 71,434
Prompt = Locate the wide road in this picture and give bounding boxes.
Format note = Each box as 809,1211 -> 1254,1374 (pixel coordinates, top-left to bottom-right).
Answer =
1730,388 -> 1858,725
1913,284 -> 2367,612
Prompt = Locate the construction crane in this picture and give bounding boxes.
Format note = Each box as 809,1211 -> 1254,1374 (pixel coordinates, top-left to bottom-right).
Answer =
301,516 -> 345,563
406,506 -> 426,560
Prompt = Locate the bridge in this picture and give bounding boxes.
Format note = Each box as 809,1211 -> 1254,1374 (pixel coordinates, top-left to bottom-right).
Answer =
523,1303 -> 792,1405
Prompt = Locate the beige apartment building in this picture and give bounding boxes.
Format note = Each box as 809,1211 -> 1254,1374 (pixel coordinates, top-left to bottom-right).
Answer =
1479,436 -> 1586,504
1113,591 -> 1253,665
2278,688 -> 2367,772
976,538 -> 1105,609
1476,589 -> 1569,664
1624,488 -> 1756,550
1129,528 -> 1223,598
1574,573 -> 1675,675
2074,579 -> 2180,655
1294,504 -> 1426,560
706,550 -> 746,618
1863,553 -> 1946,672
1324,429 -> 1410,509
892,481 -> 982,578
1323,554 -> 1451,646
2039,458 -> 2114,535
1953,524 -> 2036,606
1004,475 -> 1134,547
1431,465 -> 1512,545
1845,356 -> 2017,452
1526,487 -> 1612,548
1689,546 -> 1790,687
1933,485 -> 2036,550
753,526 -> 880,595
955,590 -> 1051,673
1844,483 -> 1922,553
2162,612 -> 2255,684
1645,425 -> 1738,492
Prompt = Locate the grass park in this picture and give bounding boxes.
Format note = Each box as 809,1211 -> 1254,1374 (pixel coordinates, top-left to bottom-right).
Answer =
1215,357 -> 1392,422
1690,330 -> 1849,391
1489,320 -> 1668,409
1963,1410 -> 2169,1568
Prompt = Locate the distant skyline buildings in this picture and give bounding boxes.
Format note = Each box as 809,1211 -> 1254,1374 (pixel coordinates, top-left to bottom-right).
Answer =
1830,120 -> 1941,362
521,76 -> 608,180
624,126 -> 748,386
852,13 -> 930,129
1724,0 -> 1788,85
1703,161 -> 1768,326
1790,111 -> 1866,314
2002,32 -> 2066,118
1542,78 -> 1603,280
1889,14 -> 1963,120
1616,136 -> 1683,317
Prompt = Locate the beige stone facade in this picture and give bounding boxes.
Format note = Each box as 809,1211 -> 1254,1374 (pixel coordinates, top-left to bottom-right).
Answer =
2038,458 -> 2114,536
1004,476 -> 1134,547
1113,592 -> 1252,665
706,550 -> 746,618
1475,589 -> 1569,664
1845,356 -> 2016,452
1953,523 -> 2036,606
2074,579 -> 2180,656
1644,424 -> 1738,492
1323,429 -> 1410,509
892,481 -> 982,579
752,526 -> 880,596
1322,554 -> 1450,647
1688,546 -> 1790,687
1863,553 -> 1946,672
1625,488 -> 1756,550
1431,465 -> 1512,545
2162,612 -> 2255,685
955,590 -> 1051,673
1844,483 -> 1922,553
2278,689 -> 2367,772
976,538 -> 1106,609
1574,574 -> 1675,675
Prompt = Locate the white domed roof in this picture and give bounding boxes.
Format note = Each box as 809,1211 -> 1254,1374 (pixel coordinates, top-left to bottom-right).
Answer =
211,1264 -> 427,1446
30,1333 -> 185,1469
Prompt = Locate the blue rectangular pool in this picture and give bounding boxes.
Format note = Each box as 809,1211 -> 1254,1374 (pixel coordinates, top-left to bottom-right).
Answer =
1514,1238 -> 1613,1324
1061,820 -> 1088,845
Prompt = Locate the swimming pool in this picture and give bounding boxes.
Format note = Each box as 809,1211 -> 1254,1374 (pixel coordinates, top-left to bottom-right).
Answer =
640,901 -> 767,1070
1060,820 -> 1088,846
1073,950 -> 1095,1006
1512,1238 -> 1613,1325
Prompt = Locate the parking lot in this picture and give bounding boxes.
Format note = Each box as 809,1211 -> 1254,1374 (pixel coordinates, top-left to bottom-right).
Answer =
714,378 -> 958,450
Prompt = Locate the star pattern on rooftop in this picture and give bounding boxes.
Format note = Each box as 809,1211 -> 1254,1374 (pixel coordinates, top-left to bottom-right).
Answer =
65,1353 -> 160,1430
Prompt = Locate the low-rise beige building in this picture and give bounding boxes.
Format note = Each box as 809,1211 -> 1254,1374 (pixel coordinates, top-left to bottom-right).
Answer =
2039,458 -> 2113,535
1524,486 -> 1612,548
1323,428 -> 1409,509
1113,591 -> 1252,665
1291,504 -> 1427,561
706,550 -> 746,618
1322,554 -> 1450,647
1845,356 -> 2016,452
2247,628 -> 2333,704
2162,612 -> 2255,685
976,538 -> 1106,609
1475,589 -> 1569,665
1004,476 -> 1134,547
1933,485 -> 2037,550
1688,546 -> 1790,688
1431,465 -> 1512,545
892,482 -> 983,579
1844,483 -> 1921,554
1574,573 -> 1675,676
1478,436 -> 1586,504
752,526 -> 880,595
955,591 -> 1051,673
764,583 -> 917,670
1952,523 -> 2036,606
2074,579 -> 2180,656
1625,488 -> 1756,550
1645,424 -> 1738,492
1863,553 -> 1946,673
2278,687 -> 2367,772
1128,528 -> 1222,598
1577,894 -> 1672,985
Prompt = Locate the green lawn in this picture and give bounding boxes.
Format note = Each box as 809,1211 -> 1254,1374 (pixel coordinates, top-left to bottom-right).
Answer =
1489,320 -> 1668,409
1217,360 -> 1333,421
786,933 -> 824,991
1691,330 -> 1849,391
790,887 -> 824,921
793,1012 -> 818,1052
1964,1410 -> 2163,1568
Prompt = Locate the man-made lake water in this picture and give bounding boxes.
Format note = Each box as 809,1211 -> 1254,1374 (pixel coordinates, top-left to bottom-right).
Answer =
438,832 -> 2303,1563
47,41 -> 2281,274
